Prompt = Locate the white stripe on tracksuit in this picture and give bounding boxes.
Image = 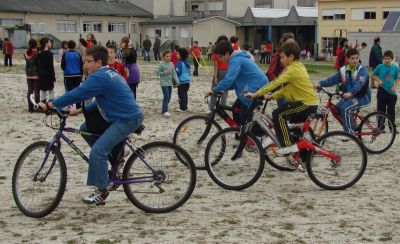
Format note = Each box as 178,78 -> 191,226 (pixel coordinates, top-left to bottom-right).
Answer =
344,100 -> 369,134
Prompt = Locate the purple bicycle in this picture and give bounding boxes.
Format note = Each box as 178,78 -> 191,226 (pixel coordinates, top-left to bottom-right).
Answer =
12,96 -> 196,218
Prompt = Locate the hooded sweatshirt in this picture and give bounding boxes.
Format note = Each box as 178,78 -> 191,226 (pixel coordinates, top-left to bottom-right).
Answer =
213,51 -> 268,107
176,60 -> 190,84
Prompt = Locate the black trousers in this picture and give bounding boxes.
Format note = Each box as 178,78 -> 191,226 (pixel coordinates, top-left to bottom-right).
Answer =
192,57 -> 199,76
64,76 -> 82,108
377,87 -> 397,130
4,54 -> 12,66
129,83 -> 138,100
177,83 -> 190,111
266,52 -> 272,64
260,53 -> 266,64
27,78 -> 40,111
272,102 -> 318,147
153,48 -> 161,61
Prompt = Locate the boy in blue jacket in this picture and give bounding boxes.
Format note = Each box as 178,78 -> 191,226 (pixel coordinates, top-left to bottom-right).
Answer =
61,40 -> 83,108
315,48 -> 371,134
210,41 -> 268,125
39,46 -> 144,205
176,48 -> 191,112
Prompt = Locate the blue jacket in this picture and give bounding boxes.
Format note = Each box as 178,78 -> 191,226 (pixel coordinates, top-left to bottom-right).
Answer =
213,51 -> 269,107
61,50 -> 83,77
176,60 -> 190,84
53,67 -> 143,122
320,64 -> 371,103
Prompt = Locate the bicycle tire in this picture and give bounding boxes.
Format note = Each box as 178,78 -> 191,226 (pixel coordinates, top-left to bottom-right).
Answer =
204,127 -> 265,191
123,141 -> 196,213
173,115 -> 222,170
306,131 -> 367,190
12,141 -> 67,218
357,111 -> 396,154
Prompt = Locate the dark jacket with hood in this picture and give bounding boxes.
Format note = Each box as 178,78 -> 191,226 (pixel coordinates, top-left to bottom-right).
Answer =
37,49 -> 56,90
24,49 -> 38,77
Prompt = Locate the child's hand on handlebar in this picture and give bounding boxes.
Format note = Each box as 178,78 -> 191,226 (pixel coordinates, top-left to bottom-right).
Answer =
68,107 -> 81,116
313,82 -> 321,90
245,92 -> 258,100
37,102 -> 49,112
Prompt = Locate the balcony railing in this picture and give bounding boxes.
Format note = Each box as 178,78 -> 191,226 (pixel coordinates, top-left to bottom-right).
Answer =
186,10 -> 224,17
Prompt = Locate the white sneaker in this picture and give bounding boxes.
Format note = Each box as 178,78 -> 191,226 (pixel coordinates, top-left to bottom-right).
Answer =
277,144 -> 299,155
177,108 -> 188,112
261,136 -> 274,148
162,112 -> 171,117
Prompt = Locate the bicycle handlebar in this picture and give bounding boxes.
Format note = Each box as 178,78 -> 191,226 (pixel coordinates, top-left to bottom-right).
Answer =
317,87 -> 341,98
30,94 -> 69,119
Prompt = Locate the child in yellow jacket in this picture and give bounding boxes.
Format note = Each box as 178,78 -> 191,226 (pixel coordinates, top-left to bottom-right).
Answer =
246,41 -> 318,155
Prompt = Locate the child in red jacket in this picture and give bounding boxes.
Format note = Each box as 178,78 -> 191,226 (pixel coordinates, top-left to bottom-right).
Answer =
3,38 -> 14,66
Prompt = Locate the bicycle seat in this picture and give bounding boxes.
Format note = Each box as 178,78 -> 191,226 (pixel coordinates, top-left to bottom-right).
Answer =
134,124 -> 145,135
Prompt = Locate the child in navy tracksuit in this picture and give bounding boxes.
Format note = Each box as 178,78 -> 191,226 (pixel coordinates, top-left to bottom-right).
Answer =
61,40 -> 83,108
176,48 -> 191,112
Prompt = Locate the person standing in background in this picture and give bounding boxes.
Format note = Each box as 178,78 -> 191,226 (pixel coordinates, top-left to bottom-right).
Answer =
206,42 -> 214,60
266,41 -> 273,64
171,45 -> 180,68
24,39 -> 40,112
369,37 -> 383,88
153,34 -> 161,61
3,38 -> 14,66
142,35 -> 152,62
260,41 -> 266,64
189,41 -> 202,76
37,37 -> 56,103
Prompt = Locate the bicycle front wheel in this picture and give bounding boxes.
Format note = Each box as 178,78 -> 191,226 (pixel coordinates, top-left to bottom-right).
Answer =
357,111 -> 396,154
173,115 -> 222,170
306,131 -> 367,190
123,141 -> 196,213
12,141 -> 67,218
205,127 -> 265,191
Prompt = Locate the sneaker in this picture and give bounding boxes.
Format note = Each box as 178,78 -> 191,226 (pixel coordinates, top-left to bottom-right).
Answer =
162,112 -> 171,117
261,136 -> 274,149
82,189 -> 109,205
176,108 -> 188,112
283,158 -> 299,170
277,144 -> 299,155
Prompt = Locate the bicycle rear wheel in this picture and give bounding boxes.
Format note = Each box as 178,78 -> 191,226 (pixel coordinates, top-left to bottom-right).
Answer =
173,115 -> 222,170
306,131 -> 367,190
357,111 -> 396,154
12,141 -> 67,218
123,141 -> 196,213
204,127 -> 265,191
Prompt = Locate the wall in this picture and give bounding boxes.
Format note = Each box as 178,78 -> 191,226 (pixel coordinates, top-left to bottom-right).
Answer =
0,12 -> 25,39
193,18 -> 236,47
0,12 -> 150,48
224,0 -> 255,18
317,0 -> 400,55
129,0 -> 185,16
348,32 -> 400,66
140,24 -> 193,48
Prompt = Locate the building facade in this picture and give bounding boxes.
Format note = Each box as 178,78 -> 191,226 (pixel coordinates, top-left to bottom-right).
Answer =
317,0 -> 400,56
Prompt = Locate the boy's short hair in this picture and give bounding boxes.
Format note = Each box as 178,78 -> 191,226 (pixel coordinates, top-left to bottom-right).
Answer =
214,41 -> 234,56
174,45 -> 180,51
383,50 -> 394,59
178,48 -> 189,60
162,50 -> 171,57
229,36 -> 238,43
107,43 -> 117,52
67,40 -> 76,49
361,42 -> 367,47
346,48 -> 359,58
216,35 -> 228,44
193,41 -> 198,45
279,41 -> 300,60
86,45 -> 108,65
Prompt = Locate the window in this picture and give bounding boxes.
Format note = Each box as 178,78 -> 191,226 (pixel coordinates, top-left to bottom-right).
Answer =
191,4 -> 199,11
180,27 -> 189,38
155,29 -> 161,37
164,27 -> 169,38
131,22 -> 137,33
322,9 -> 345,20
321,37 -> 335,55
364,11 -> 376,20
83,21 -> 102,32
352,8 -> 376,20
57,21 -> 77,32
0,18 -> 23,27
382,8 -> 400,19
29,23 -> 36,33
38,23 -> 45,33
108,22 -> 126,33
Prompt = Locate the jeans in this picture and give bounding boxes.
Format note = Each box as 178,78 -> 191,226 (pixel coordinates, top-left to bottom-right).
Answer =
4,54 -> 12,66
192,57 -> 199,76
178,83 -> 190,111
336,97 -> 370,134
161,86 -> 172,113
153,48 -> 161,61
80,116 -> 144,188
27,78 -> 40,111
143,50 -> 150,62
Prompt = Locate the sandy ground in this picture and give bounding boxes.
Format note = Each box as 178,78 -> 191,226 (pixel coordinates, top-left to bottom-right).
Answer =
0,53 -> 399,243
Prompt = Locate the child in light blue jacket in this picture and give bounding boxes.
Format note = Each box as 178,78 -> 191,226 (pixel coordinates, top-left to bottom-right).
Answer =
176,48 -> 191,112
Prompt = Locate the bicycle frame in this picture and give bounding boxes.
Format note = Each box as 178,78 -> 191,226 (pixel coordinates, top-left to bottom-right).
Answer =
34,114 -> 162,185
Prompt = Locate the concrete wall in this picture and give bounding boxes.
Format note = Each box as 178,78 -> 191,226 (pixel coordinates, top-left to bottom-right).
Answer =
224,0 -> 255,18
0,12 -> 150,48
317,0 -> 400,55
348,32 -> 400,66
128,0 -> 185,16
193,18 -> 236,47
140,24 -> 193,48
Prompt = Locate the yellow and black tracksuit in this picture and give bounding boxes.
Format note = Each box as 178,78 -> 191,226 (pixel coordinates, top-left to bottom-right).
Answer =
256,61 -> 318,147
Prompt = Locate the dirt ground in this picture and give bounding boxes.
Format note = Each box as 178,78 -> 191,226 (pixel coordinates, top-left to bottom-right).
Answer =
0,53 -> 399,243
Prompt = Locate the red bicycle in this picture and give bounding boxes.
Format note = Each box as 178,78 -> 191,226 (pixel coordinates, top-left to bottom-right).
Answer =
312,87 -> 396,154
